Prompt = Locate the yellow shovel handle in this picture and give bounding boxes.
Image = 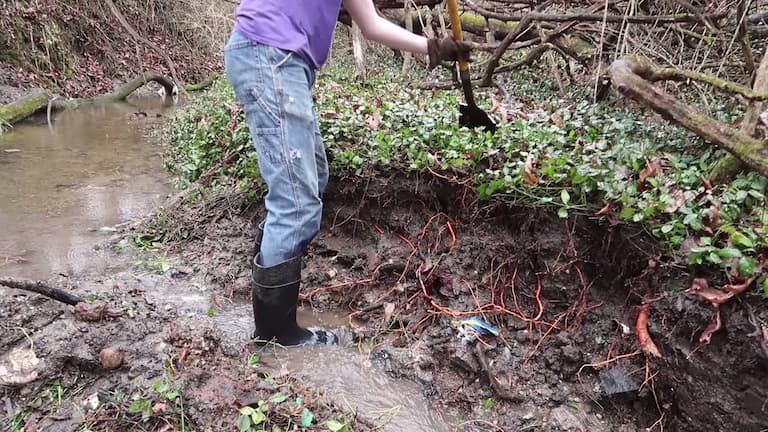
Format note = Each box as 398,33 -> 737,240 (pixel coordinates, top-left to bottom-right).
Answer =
446,0 -> 469,73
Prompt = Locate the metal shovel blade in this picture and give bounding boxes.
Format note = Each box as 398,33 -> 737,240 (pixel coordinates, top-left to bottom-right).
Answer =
460,103 -> 497,133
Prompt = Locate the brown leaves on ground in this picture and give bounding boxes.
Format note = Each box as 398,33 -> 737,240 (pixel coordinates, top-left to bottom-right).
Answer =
639,156 -> 665,183
73,301 -> 123,321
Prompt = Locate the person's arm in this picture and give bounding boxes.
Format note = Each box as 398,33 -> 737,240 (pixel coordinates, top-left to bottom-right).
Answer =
342,0 -> 428,54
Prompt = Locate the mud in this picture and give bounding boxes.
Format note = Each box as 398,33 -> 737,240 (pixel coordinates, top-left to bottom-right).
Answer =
2,125 -> 768,430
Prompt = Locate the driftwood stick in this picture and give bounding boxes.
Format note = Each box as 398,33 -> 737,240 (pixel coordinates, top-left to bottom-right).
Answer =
0,277 -> 83,306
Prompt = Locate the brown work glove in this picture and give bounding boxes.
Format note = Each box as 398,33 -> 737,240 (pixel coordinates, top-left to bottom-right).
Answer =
427,36 -> 472,70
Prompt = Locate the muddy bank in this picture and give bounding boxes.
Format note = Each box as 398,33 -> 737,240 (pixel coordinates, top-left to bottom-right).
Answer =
3,170 -> 768,431
0,0 -> 228,100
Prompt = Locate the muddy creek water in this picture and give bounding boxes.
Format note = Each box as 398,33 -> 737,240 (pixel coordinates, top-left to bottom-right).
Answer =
0,101 -> 451,432
0,99 -> 174,279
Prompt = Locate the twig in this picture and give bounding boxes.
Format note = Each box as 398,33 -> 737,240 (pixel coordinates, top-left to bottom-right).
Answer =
105,0 -> 185,95
0,277 -> 83,306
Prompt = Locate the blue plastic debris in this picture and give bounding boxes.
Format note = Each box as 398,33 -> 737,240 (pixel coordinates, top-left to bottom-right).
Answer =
452,315 -> 500,342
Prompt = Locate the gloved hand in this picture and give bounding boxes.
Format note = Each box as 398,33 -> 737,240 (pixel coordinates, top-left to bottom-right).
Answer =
427,36 -> 472,70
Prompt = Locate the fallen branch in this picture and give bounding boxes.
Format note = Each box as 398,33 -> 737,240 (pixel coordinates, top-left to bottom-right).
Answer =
609,56 -> 768,177
627,61 -> 768,100
0,277 -> 83,306
464,1 -> 727,25
0,71 -> 177,126
105,0 -> 184,95
710,45 -> 768,183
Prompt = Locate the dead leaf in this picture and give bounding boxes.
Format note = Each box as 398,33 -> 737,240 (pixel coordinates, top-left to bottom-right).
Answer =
639,157 -> 663,182
705,204 -> 720,229
523,156 -> 539,184
549,113 -> 565,128
383,302 -> 395,322
322,110 -> 340,119
663,190 -> 685,213
74,301 -> 123,321
366,112 -> 381,131
513,110 -> 529,120
152,402 -> 168,414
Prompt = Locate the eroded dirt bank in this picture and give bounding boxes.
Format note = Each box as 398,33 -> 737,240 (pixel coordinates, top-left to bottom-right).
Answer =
3,171 -> 768,431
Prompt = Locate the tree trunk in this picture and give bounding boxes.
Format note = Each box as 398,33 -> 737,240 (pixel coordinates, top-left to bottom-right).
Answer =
401,0 -> 414,75
352,22 -> 367,82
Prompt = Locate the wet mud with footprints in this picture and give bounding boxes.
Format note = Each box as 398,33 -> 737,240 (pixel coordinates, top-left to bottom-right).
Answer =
3,171 -> 768,431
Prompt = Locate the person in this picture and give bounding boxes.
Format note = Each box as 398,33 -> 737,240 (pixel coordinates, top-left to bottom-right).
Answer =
224,0 -> 471,346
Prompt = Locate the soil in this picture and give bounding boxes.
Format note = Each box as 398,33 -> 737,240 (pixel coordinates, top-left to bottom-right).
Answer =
3,170 -> 767,431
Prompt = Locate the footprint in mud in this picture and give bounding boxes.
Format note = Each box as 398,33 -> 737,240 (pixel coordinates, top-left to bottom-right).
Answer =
213,304 -> 451,432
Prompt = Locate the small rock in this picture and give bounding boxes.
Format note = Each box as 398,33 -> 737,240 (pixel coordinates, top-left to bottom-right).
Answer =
0,347 -> 40,386
599,366 -> 639,395
98,347 -> 124,370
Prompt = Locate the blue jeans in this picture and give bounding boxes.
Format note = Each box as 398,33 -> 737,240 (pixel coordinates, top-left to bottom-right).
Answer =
224,31 -> 329,267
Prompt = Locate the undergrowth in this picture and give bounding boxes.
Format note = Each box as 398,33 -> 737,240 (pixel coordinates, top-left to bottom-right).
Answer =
166,49 -> 768,297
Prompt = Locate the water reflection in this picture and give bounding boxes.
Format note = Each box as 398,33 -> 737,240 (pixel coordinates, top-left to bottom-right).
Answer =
0,97 -> 175,278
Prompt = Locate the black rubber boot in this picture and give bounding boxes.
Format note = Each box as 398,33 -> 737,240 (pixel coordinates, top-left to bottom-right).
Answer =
251,253 -> 337,346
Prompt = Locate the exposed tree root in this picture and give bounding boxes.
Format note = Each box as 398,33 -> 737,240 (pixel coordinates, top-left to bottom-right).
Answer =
686,271 -> 763,344
636,301 -> 662,357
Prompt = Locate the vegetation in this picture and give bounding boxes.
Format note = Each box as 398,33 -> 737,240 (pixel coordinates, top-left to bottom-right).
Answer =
167,50 -> 768,297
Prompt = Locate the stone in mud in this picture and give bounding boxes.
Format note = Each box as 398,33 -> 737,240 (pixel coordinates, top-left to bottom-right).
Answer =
449,344 -> 479,373
98,347 -> 124,370
0,346 -> 40,385
598,366 -> 639,395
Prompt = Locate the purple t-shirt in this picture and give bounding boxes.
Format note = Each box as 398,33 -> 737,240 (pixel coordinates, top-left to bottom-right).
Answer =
234,0 -> 343,69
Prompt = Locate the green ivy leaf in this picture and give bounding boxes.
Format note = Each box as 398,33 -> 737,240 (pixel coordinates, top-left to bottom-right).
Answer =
731,233 -> 755,249
738,257 -> 758,277
557,207 -> 568,218
268,393 -> 288,403
300,408 -> 314,426
560,189 -> 571,206
481,398 -> 493,410
325,420 -> 348,432
165,389 -> 179,401
237,414 -> 252,432
251,409 -> 266,425
716,248 -> 742,259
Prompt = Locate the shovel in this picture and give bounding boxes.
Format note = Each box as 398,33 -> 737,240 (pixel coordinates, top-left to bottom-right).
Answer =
446,0 -> 497,133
